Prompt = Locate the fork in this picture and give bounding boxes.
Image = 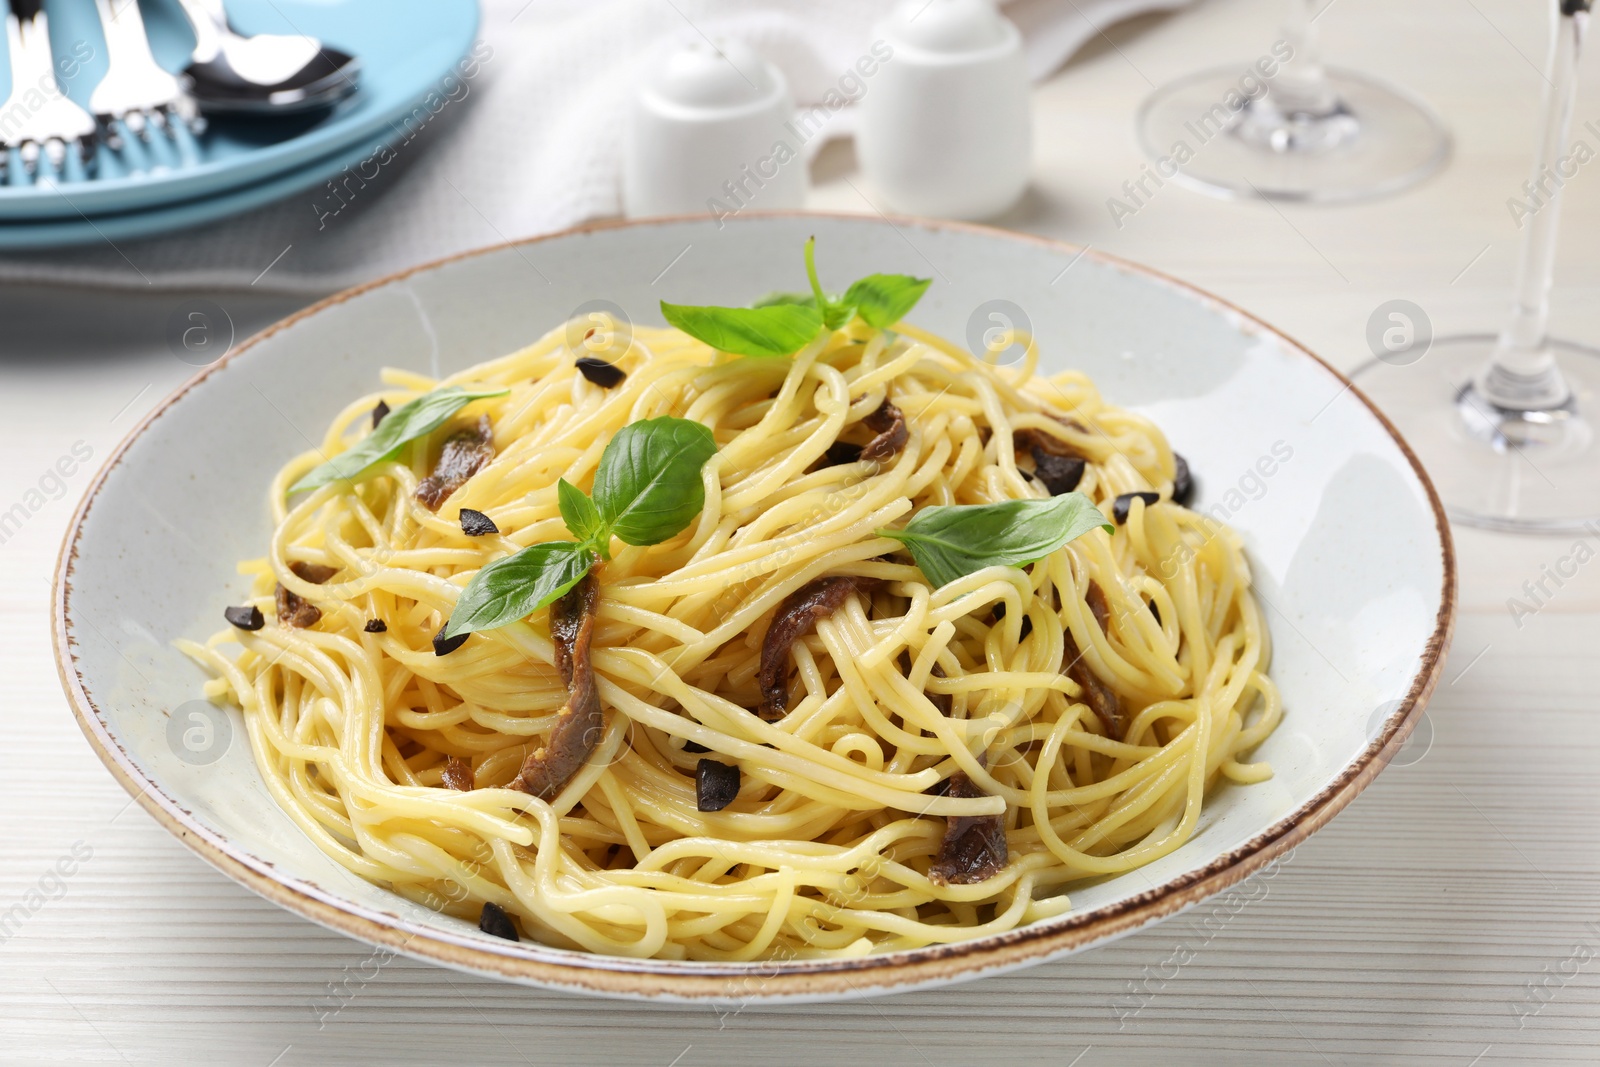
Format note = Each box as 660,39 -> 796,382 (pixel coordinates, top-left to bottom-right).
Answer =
88,0 -> 204,165
1,0 -> 98,183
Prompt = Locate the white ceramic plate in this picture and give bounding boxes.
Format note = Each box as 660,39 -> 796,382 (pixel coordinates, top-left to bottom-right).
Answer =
53,214 -> 1455,1001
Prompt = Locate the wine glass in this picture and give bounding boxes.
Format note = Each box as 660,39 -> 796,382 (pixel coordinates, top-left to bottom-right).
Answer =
1352,0 -> 1599,533
1136,0 -> 1451,202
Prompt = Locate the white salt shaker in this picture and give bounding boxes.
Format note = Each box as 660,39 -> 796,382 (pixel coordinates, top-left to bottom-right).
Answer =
858,0 -> 1031,219
623,39 -> 807,219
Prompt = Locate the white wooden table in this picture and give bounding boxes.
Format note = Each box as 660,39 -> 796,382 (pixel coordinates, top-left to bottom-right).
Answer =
5,0 -> 1600,1062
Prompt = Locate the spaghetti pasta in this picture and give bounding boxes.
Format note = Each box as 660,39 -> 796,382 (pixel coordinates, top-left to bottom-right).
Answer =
182,293 -> 1281,962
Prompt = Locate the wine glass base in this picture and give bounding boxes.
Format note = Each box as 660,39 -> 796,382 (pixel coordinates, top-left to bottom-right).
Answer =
1352,334 -> 1600,534
1137,66 -> 1451,203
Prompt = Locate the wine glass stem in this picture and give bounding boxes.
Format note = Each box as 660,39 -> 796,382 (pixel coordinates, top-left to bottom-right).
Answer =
1271,0 -> 1339,116
1479,1 -> 1590,410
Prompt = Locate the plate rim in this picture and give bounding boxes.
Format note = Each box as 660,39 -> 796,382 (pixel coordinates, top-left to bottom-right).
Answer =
0,127 -> 420,251
51,212 -> 1458,1000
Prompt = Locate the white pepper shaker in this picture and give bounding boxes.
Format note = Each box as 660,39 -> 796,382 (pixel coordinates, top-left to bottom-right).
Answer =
858,0 -> 1031,219
623,38 -> 807,219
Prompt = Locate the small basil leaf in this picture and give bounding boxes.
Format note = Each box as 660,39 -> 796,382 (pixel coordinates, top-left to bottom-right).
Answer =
557,478 -> 604,546
761,290 -> 853,329
660,301 -> 823,358
877,492 -> 1112,589
289,385 -> 509,495
820,299 -> 857,331
442,541 -> 596,638
842,273 -> 932,329
592,417 -> 718,546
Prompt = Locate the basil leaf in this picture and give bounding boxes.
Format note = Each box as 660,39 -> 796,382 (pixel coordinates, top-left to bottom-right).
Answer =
442,541 -> 597,638
877,492 -> 1112,589
709,241 -> 930,342
592,417 -> 717,546
660,301 -> 823,358
558,477 -> 604,546
753,292 -> 817,309
289,385 -> 509,495
822,305 -> 856,330
842,273 -> 931,329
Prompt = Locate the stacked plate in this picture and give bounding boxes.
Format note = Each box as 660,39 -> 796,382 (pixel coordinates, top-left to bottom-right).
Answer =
0,0 -> 479,249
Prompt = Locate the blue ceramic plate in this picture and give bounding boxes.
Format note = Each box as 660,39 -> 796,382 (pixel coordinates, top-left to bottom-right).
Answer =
0,0 -> 478,221
0,124 -> 398,249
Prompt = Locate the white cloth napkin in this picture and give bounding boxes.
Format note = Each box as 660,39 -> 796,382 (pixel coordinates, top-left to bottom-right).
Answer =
0,0 -> 1190,294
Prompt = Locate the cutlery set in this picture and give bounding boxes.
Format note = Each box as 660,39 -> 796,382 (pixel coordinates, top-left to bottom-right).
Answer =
1,0 -> 358,186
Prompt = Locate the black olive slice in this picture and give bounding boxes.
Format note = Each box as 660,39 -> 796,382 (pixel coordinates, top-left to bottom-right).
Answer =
1173,454 -> 1194,506
1031,448 -> 1086,496
1112,491 -> 1161,524
433,624 -> 468,656
576,356 -> 626,388
224,605 -> 263,631
459,508 -> 498,536
696,759 -> 739,812
478,901 -> 519,941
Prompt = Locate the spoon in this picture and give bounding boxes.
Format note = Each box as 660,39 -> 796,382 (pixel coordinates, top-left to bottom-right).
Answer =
173,0 -> 360,117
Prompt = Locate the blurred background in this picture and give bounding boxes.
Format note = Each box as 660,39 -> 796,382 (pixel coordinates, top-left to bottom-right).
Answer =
4,0 -> 1600,1063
